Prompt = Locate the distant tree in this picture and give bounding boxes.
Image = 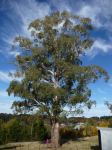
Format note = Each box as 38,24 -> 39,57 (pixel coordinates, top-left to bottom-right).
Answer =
7,11 -> 109,148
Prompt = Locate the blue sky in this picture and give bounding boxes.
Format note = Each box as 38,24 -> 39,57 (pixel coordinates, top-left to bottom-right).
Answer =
0,0 -> 112,117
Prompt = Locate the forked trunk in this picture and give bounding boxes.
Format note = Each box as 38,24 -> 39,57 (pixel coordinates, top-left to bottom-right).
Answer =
51,122 -> 60,149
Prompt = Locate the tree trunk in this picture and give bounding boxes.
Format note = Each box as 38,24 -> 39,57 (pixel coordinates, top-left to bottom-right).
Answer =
51,122 -> 60,149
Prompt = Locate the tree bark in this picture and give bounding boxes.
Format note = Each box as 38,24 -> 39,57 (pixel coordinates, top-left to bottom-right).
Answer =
51,122 -> 60,149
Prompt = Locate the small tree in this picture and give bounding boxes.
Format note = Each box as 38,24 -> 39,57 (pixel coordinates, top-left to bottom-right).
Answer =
32,119 -> 48,141
0,120 -> 6,145
6,118 -> 23,142
7,11 -> 109,148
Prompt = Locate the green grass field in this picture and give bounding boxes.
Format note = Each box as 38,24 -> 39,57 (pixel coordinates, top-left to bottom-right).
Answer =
0,136 -> 99,150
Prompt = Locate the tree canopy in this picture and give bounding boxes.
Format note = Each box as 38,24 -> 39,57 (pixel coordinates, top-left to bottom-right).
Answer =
7,11 -> 109,124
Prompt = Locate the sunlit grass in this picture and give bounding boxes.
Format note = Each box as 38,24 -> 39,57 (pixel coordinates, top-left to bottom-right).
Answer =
0,136 -> 99,150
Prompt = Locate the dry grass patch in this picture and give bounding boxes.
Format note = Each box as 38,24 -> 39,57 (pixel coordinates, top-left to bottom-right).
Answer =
0,136 -> 99,150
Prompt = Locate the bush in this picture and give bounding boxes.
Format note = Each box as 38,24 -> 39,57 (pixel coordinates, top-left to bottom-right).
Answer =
4,118 -> 31,142
60,127 -> 84,140
82,125 -> 97,137
60,125 -> 98,140
0,118 -> 48,143
98,121 -> 109,127
5,118 -> 23,142
0,128 -> 7,145
32,119 -> 48,141
0,119 -> 7,145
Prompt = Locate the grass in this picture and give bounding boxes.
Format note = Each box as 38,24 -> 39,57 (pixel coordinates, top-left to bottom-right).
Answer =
0,136 -> 99,150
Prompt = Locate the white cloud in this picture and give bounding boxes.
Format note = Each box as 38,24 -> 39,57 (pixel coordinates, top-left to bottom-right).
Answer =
0,71 -> 21,83
0,0 -> 51,58
84,103 -> 112,117
8,0 -> 51,37
77,0 -> 112,30
87,39 -> 112,58
9,51 -> 20,57
93,40 -> 112,52
71,103 -> 111,117
77,5 -> 101,27
49,0 -> 71,12
0,71 -> 12,82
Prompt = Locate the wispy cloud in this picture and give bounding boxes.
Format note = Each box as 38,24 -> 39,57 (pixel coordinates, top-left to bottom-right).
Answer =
0,0 -> 112,58
93,40 -> 112,53
49,0 -> 112,30
0,0 -> 51,58
0,71 -> 21,83
77,5 -> 102,27
8,0 -> 51,36
84,103 -> 111,117
86,39 -> 112,58
0,71 -> 12,82
76,0 -> 112,30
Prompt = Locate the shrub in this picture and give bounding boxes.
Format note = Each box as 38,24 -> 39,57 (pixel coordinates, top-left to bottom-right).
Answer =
98,121 -> 109,127
60,127 -> 84,140
5,118 -> 23,142
82,125 -> 97,137
60,125 -> 98,140
0,128 -> 7,145
32,119 -> 48,141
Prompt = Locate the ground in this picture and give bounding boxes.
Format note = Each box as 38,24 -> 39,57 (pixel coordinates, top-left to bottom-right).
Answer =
0,136 -> 99,150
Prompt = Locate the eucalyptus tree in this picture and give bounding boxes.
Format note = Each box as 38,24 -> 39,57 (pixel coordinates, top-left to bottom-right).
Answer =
7,11 -> 109,148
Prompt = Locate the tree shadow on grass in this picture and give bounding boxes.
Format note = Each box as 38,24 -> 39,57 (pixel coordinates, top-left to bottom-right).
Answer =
0,145 -> 24,150
91,145 -> 100,150
60,137 -> 87,145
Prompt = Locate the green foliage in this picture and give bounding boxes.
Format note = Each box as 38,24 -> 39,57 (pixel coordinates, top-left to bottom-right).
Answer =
5,118 -> 24,142
82,125 -> 97,137
0,117 -> 48,145
60,127 -> 84,139
0,128 -> 6,145
7,11 -> 109,125
32,119 -> 48,141
60,125 -> 97,140
0,114 -> 112,145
